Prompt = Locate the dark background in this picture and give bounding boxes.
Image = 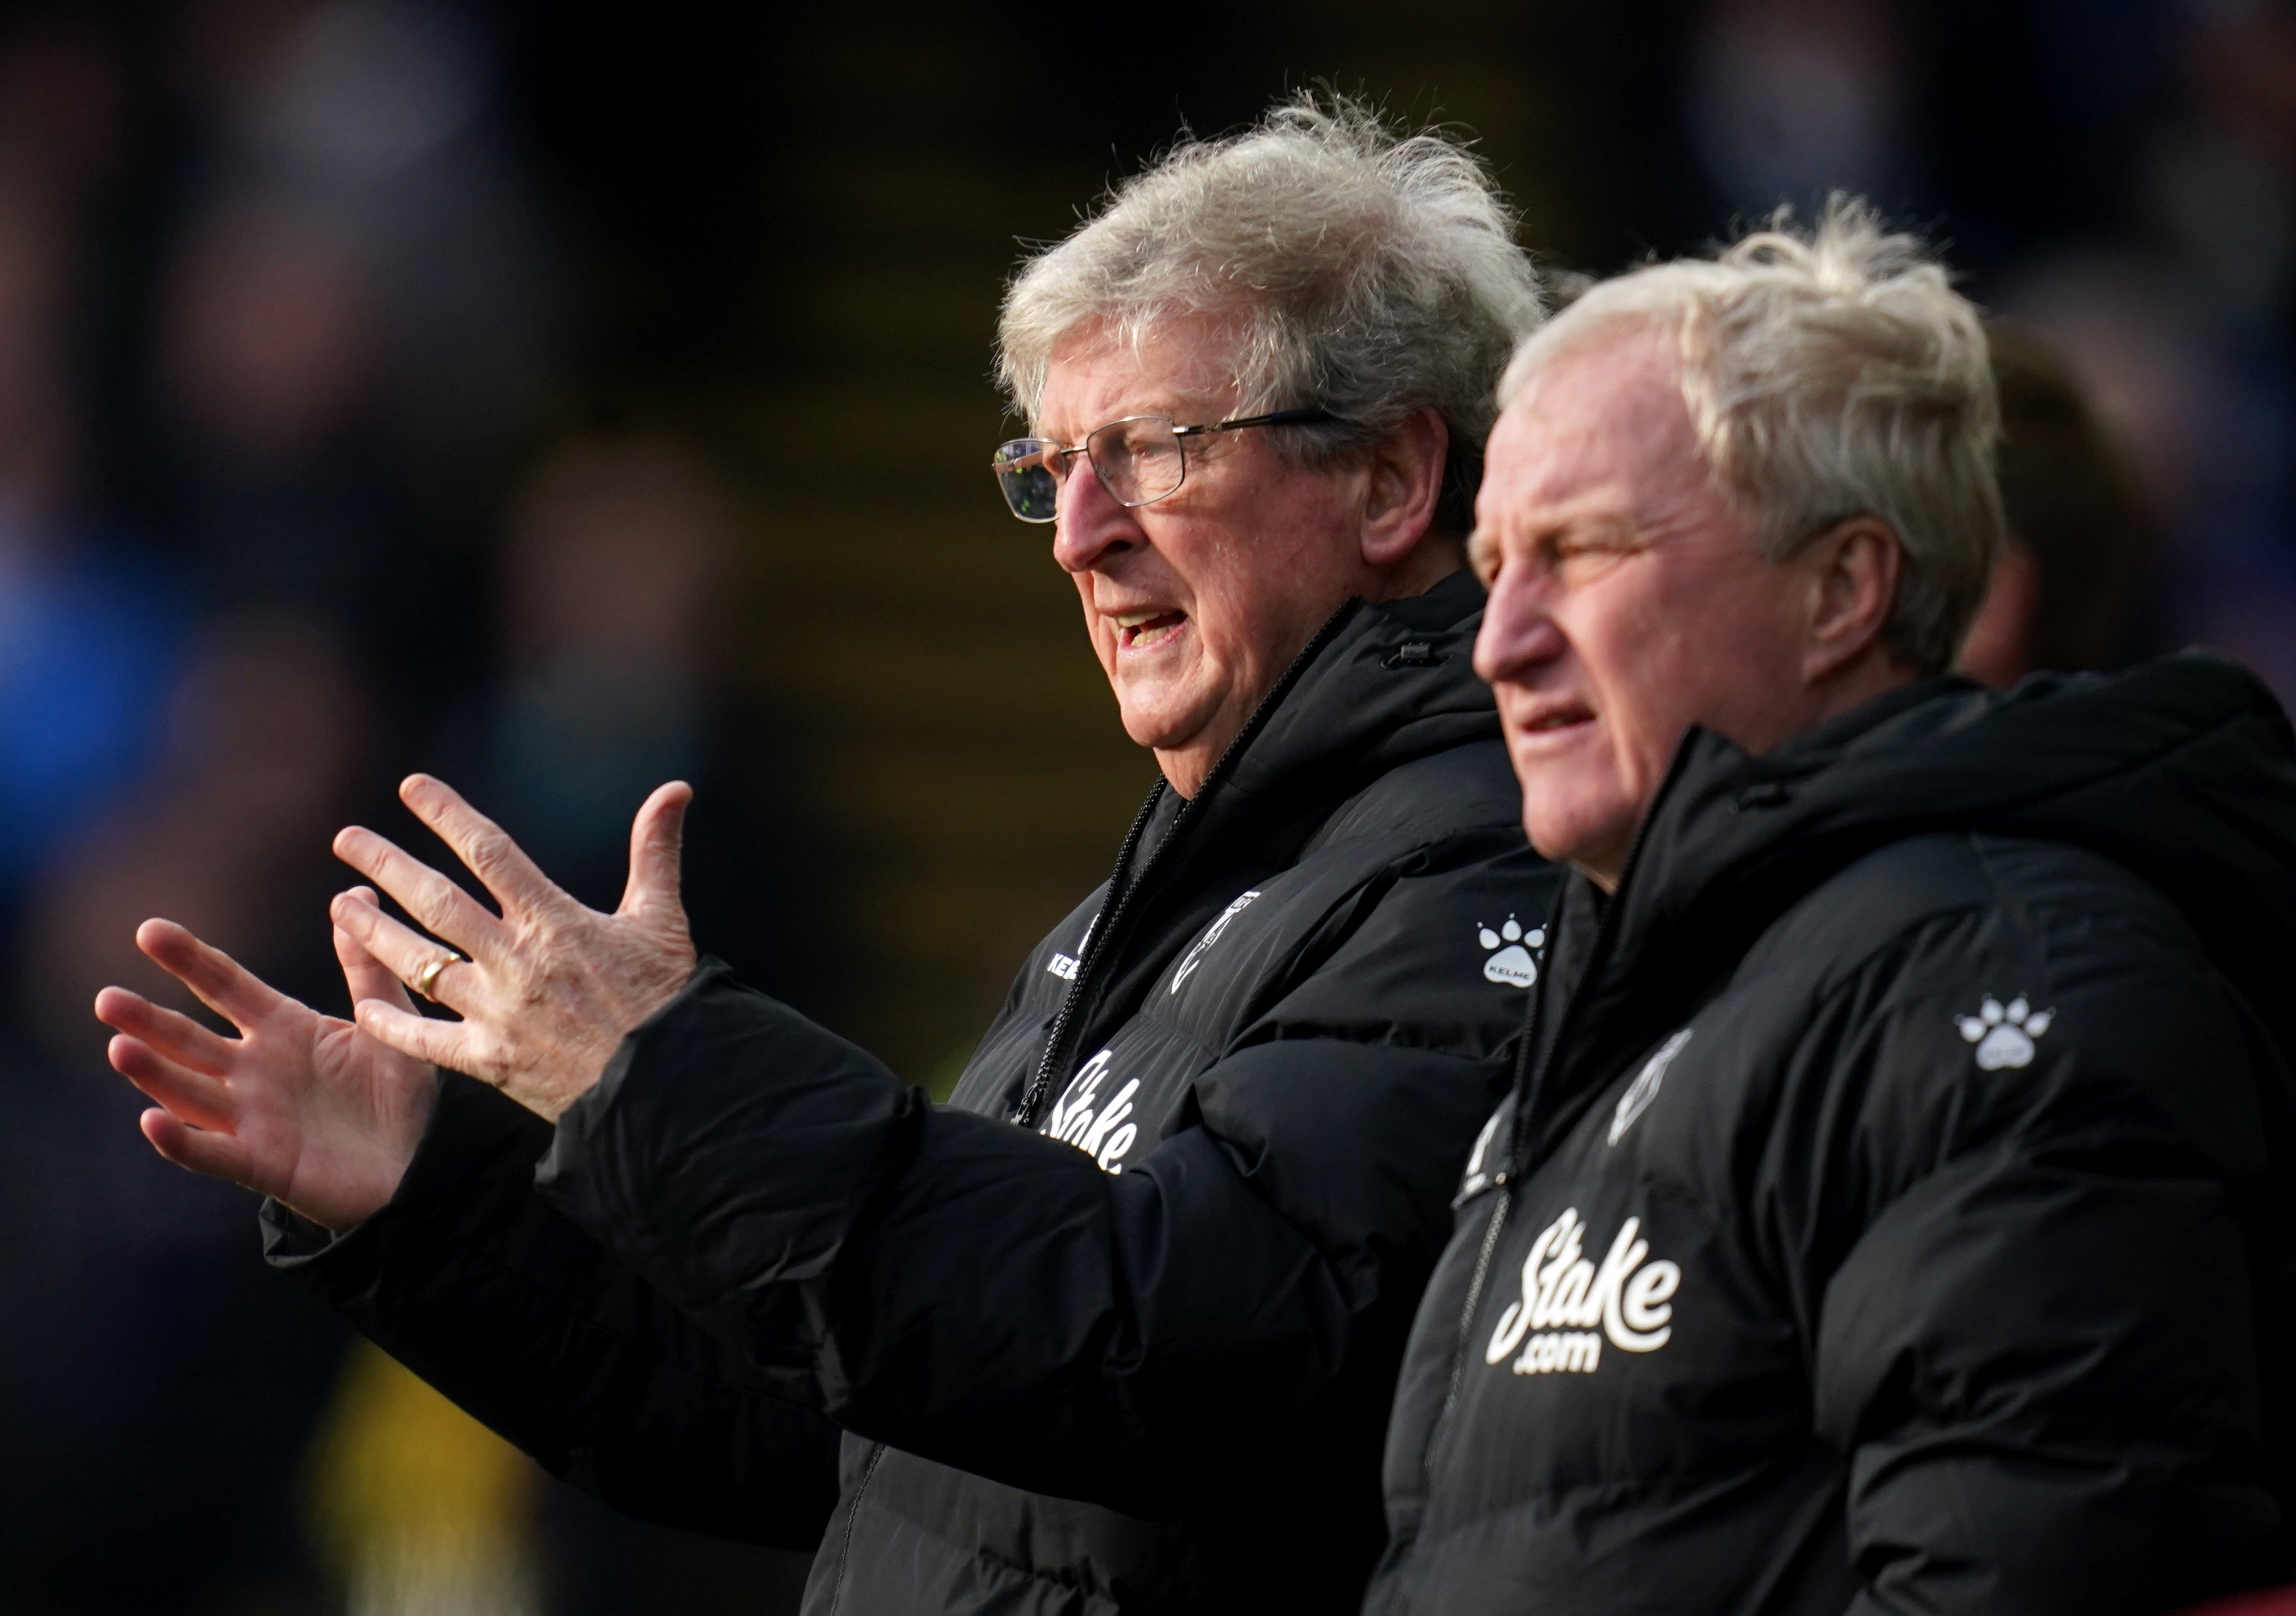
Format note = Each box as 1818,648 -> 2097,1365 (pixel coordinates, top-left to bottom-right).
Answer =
0,1 -> 2286,1610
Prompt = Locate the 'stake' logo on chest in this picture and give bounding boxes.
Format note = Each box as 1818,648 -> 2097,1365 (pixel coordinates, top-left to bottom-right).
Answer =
1484,1206 -> 1681,1377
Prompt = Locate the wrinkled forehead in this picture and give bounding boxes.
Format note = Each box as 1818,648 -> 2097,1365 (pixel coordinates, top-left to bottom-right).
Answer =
1034,313 -> 1249,437
1479,326 -> 1702,523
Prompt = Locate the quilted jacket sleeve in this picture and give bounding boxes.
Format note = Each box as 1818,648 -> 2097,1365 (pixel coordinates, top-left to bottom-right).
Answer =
1802,903 -> 2293,1613
263,1071 -> 844,1551
531,962 -> 1506,1517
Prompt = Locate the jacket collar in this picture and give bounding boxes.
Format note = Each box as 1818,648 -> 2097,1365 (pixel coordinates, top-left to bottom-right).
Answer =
1509,652 -> 2296,1168
1169,568 -> 1499,860
1014,569 -> 1500,1125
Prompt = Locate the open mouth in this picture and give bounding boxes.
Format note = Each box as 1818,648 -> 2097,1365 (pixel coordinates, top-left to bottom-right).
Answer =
1517,704 -> 1595,739
1113,609 -> 1189,651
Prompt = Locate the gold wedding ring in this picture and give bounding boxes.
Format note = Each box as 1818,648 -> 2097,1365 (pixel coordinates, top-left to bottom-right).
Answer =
412,951 -> 462,1002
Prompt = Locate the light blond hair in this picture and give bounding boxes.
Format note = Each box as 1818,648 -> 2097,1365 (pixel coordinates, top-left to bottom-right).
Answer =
1502,197 -> 2002,671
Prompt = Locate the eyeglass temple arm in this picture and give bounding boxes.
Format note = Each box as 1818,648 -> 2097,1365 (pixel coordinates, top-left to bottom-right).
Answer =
1174,406 -> 1339,440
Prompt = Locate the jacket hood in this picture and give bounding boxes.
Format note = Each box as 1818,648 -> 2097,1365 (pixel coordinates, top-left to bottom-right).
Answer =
1521,652 -> 2296,1158
1120,567 -> 1501,929
1012,568 -> 1503,1126
1222,567 -> 1500,804
1143,567 -> 1502,925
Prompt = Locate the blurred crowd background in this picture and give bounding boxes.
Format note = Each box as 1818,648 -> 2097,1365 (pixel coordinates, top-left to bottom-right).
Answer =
0,1 -> 2286,1612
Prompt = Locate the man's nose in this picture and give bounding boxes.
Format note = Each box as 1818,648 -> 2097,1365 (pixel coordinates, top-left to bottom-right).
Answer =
1051,459 -> 1141,573
1473,565 -> 1567,685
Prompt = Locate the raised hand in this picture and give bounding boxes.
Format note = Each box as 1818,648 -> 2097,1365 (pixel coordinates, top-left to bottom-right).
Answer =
327,774 -> 697,1122
95,895 -> 440,1231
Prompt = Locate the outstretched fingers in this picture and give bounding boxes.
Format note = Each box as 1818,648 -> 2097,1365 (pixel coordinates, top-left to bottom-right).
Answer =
108,1032 -> 236,1133
393,774 -> 566,918
93,985 -> 238,1076
331,825 -> 507,962
330,890 -> 475,1014
132,918 -> 285,1033
620,780 -> 694,917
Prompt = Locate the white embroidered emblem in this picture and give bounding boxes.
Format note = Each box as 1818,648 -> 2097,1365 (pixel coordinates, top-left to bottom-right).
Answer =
1484,1206 -> 1681,1375
1169,890 -> 1261,995
1608,1028 -> 1692,1146
1957,995 -> 2053,1069
1478,914 -> 1544,988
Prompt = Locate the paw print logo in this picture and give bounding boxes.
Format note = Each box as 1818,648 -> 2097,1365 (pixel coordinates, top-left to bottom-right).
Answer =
1478,916 -> 1545,988
1956,995 -> 2054,1070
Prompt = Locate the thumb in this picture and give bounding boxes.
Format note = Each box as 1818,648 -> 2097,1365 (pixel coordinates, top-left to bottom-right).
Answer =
620,781 -> 694,918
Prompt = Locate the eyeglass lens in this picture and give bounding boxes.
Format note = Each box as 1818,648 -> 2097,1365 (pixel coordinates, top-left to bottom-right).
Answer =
991,416 -> 1187,522
1086,416 -> 1185,507
991,441 -> 1062,522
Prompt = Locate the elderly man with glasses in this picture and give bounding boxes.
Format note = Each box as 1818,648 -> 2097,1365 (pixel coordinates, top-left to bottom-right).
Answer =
96,100 -> 1554,1615
1367,202 -> 2296,1615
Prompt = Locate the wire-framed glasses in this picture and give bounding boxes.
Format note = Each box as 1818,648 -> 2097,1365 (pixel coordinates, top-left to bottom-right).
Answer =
990,407 -> 1336,523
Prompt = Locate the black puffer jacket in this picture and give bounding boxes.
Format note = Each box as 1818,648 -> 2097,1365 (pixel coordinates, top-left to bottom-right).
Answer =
267,571 -> 1558,1614
1369,655 -> 2296,1615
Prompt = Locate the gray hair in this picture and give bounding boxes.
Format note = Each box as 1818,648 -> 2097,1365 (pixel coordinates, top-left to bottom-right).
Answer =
998,94 -> 1546,535
1501,196 -> 2002,672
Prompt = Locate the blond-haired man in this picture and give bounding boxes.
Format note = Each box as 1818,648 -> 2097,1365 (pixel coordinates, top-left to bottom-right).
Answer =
1370,202 -> 2296,1614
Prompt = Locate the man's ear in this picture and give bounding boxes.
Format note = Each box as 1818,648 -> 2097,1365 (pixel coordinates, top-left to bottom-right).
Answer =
1800,514 -> 1904,685
1359,407 -> 1449,567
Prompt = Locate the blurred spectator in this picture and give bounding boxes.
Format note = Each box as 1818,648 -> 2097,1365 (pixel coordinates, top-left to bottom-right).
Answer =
163,193 -> 373,470
1985,1 -> 2296,702
157,0 -> 560,721
179,0 -> 560,474
1960,321 -> 2161,683
435,432 -> 820,1010
1686,0 -> 1921,219
160,192 -> 402,607
2140,0 -> 2296,332
0,613 -> 376,1614
1999,254 -> 2251,525
2001,251 -> 2296,699
464,433 -> 720,893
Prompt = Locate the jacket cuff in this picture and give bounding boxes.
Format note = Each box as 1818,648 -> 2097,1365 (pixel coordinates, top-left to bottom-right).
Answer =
533,957 -> 925,1352
540,956 -> 728,1188
261,1069 -> 552,1285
